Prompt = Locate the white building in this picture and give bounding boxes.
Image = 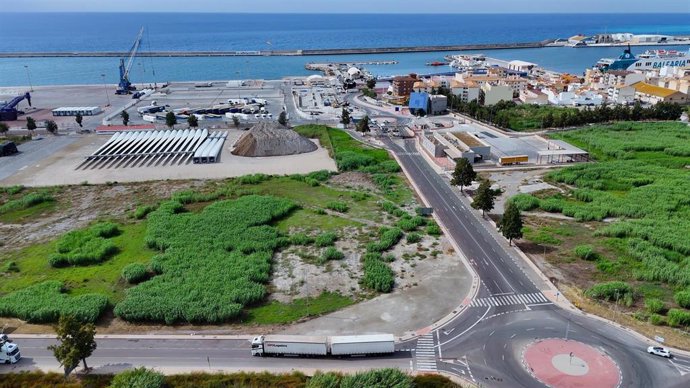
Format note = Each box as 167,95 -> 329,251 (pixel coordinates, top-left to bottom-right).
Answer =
451,80 -> 480,103
545,90 -> 604,106
608,85 -> 636,105
481,84 -> 513,105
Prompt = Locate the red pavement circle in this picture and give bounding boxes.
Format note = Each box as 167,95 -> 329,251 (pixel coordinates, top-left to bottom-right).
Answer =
522,338 -> 620,388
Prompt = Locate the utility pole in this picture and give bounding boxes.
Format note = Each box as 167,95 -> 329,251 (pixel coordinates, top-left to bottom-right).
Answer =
101,74 -> 111,107
23,65 -> 34,92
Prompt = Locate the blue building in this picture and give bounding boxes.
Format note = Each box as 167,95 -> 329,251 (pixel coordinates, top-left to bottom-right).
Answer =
409,92 -> 447,116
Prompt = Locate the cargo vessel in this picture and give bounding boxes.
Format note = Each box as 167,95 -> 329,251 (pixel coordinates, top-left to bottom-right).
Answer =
595,47 -> 690,71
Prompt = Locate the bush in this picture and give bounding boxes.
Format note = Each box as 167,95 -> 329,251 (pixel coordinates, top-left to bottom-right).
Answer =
1,261 -> 19,273
585,281 -> 635,306
509,193 -> 540,211
649,313 -> 665,326
307,372 -> 341,388
645,298 -> 665,314
49,222 -> 120,267
362,257 -> 395,293
366,227 -> 403,252
122,263 -> 149,284
574,245 -> 597,260
115,195 -> 297,324
237,174 -> 270,185
0,281 -> 107,323
336,151 -> 376,171
320,247 -> 345,263
325,201 -> 349,213
314,232 -> 337,247
290,233 -> 314,246
426,223 -> 442,236
340,368 -> 412,388
667,309 -> 690,327
134,204 -> 157,220
396,215 -> 425,231
110,367 -> 164,388
674,291 -> 690,309
406,233 -> 422,244
0,191 -> 53,214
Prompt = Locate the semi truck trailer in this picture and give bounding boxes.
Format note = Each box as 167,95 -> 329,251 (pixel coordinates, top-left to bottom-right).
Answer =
0,334 -> 20,364
251,334 -> 395,357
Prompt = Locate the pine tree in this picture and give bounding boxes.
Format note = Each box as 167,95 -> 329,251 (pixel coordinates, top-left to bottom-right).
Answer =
341,108 -> 351,126
451,158 -> 476,194
165,111 -> 177,129
499,202 -> 523,246
187,114 -> 198,128
26,116 -> 37,131
472,180 -> 496,216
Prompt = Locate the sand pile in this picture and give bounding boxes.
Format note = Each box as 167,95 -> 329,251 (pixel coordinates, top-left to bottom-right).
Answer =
232,122 -> 317,157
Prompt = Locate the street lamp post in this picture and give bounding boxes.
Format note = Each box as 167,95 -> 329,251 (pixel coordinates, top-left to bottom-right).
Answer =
23,65 -> 34,92
101,74 -> 111,107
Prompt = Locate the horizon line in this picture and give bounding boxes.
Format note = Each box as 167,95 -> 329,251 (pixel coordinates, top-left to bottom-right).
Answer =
3,11 -> 689,15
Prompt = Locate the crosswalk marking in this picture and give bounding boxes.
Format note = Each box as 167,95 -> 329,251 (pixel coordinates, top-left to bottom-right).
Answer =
414,334 -> 438,372
469,292 -> 550,307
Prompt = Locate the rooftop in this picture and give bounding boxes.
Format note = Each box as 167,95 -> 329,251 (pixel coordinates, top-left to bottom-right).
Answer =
633,82 -> 684,98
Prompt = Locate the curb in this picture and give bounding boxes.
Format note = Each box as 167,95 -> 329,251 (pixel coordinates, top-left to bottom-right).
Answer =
9,334 -> 254,340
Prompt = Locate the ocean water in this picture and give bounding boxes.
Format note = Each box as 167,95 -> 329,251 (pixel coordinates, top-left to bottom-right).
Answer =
1,13 -> 689,86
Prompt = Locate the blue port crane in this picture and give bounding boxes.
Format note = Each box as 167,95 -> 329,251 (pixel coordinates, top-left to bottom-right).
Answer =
116,27 -> 145,95
0,92 -> 31,121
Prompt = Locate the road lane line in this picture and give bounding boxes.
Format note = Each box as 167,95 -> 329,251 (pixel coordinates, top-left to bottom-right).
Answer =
437,307 -> 491,348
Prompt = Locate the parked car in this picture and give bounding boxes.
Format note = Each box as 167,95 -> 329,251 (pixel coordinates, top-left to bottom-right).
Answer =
647,346 -> 672,358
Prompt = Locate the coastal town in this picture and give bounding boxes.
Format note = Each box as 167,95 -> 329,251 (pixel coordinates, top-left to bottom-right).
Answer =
2,6 -> 690,388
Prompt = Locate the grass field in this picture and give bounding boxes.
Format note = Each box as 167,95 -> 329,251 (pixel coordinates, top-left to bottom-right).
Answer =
244,292 -> 354,324
515,122 -> 690,332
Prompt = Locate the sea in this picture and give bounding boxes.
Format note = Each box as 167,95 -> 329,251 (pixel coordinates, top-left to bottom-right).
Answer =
1,13 -> 689,87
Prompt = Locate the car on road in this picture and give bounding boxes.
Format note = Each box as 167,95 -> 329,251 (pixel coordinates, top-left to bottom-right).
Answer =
647,346 -> 672,358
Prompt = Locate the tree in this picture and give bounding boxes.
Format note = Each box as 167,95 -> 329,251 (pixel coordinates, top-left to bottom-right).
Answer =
0,122 -> 8,136
187,114 -> 198,128
366,78 -> 376,89
278,111 -> 288,126
45,120 -> 58,135
165,111 -> 177,129
472,180 -> 496,216
121,110 -> 129,126
499,202 -> 523,246
341,108 -> 351,126
48,315 -> 97,378
75,113 -> 83,128
232,116 -> 240,128
26,116 -> 37,132
356,115 -> 370,132
541,112 -> 554,128
451,158 -> 476,194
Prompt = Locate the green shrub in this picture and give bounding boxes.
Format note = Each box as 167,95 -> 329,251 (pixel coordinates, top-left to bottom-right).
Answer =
0,281 -> 107,323
366,227 -> 403,252
110,367 -> 164,388
396,215 -> 425,231
325,201 -> 349,213
426,223 -> 442,236
171,189 -> 223,204
509,193 -> 540,211
674,291 -> 690,309
115,195 -> 296,324
362,257 -> 395,293
307,372 -> 341,388
320,247 -> 345,263
0,185 -> 24,195
49,222 -> 120,267
0,191 -> 53,214
649,313 -> 665,326
336,151 -> 376,171
1,261 -> 19,273
340,368 -> 412,388
306,170 -> 332,182
407,233 -> 422,244
350,192 -> 370,201
122,263 -> 149,284
645,298 -> 665,314
134,204 -> 157,220
667,309 -> 690,327
290,233 -> 314,246
237,174 -> 270,185
585,281 -> 635,306
574,245 -> 597,260
314,232 -> 337,247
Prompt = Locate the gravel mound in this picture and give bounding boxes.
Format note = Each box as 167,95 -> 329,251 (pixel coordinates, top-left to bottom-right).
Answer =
232,122 -> 318,157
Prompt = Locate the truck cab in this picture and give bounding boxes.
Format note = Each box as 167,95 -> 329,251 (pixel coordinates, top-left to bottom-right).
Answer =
0,338 -> 20,364
251,336 -> 265,356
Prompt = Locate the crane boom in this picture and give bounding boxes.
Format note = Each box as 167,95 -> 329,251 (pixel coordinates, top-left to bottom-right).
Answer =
116,27 -> 145,95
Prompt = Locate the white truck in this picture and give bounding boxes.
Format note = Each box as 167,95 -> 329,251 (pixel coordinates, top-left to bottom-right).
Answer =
251,334 -> 395,357
0,334 -> 20,364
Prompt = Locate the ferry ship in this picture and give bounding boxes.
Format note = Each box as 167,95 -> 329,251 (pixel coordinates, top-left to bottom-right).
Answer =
596,46 -> 690,71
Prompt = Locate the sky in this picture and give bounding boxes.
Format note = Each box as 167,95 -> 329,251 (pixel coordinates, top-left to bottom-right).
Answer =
4,0 -> 690,13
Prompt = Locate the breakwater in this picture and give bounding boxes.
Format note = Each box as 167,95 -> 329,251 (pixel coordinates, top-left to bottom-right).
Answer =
0,41 -> 548,58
